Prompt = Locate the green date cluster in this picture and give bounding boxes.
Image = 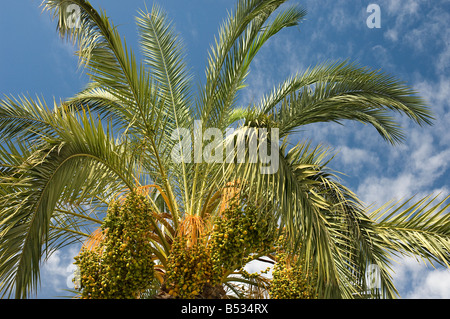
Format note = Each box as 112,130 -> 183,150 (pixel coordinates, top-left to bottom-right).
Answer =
209,203 -> 277,273
73,192 -> 317,299
74,192 -> 155,299
269,250 -> 318,299
164,203 -> 277,299
165,235 -> 221,299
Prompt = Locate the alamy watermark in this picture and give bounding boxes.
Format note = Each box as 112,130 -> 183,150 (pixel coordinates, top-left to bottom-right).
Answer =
65,4 -> 81,29
170,121 -> 280,174
365,264 -> 381,290
366,4 -> 381,29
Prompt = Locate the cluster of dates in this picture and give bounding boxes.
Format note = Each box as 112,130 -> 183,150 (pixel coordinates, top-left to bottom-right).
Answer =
269,236 -> 318,299
164,203 -> 277,298
74,193 -> 317,299
74,192 -> 155,299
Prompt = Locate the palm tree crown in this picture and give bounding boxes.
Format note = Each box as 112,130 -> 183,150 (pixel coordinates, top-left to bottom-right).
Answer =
0,0 -> 449,299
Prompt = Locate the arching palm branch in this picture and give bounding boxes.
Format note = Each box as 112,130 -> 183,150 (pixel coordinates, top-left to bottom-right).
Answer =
0,0 -> 449,299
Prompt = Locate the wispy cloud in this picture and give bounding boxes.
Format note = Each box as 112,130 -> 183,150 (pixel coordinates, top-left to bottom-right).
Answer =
371,44 -> 394,69
356,134 -> 450,206
381,0 -> 450,75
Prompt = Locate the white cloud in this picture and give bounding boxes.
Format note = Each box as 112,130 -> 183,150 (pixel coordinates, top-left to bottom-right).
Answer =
412,76 -> 450,169
392,256 -> 450,299
336,145 -> 379,174
371,44 -> 394,69
409,269 -> 450,298
384,28 -> 398,42
356,143 -> 450,206
357,173 -> 414,206
415,76 -> 450,121
245,259 -> 273,278
382,0 -> 421,20
329,6 -> 349,31
39,246 -> 81,295
410,131 -> 450,175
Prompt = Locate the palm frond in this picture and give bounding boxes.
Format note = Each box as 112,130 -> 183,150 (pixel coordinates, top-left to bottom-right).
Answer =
218,135 -> 349,297
136,4 -> 192,127
257,60 -> 433,144
200,0 -> 306,130
42,0 -> 184,222
42,1 -> 164,143
0,107 -> 136,298
136,5 -> 194,213
0,94 -> 60,142
187,0 -> 307,216
371,195 -> 450,268
66,85 -> 124,123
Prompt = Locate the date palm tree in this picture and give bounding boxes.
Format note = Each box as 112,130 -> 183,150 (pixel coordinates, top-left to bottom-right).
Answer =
1,0 -> 449,299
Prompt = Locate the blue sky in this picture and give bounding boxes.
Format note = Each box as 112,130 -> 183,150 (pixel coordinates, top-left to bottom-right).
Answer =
1,0 -> 450,298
